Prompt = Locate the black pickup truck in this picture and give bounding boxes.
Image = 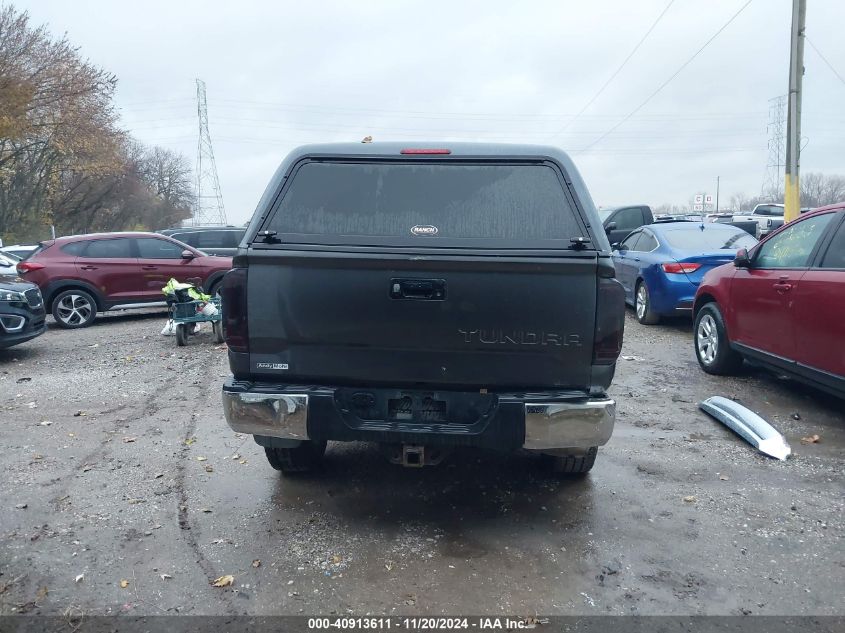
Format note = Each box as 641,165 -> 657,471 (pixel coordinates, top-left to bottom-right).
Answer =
221,143 -> 625,475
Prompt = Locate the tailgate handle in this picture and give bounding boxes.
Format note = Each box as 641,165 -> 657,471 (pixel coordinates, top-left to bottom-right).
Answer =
390,278 -> 446,300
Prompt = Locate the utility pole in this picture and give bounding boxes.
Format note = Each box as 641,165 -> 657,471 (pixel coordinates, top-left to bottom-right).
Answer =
784,0 -> 806,223
193,79 -> 227,226
716,176 -> 720,212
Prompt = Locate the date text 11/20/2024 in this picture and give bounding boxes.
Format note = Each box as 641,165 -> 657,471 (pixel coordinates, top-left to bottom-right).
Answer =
308,617 -> 543,630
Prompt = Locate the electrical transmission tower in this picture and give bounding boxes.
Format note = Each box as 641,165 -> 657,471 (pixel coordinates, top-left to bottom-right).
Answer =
762,95 -> 786,199
193,79 -> 227,226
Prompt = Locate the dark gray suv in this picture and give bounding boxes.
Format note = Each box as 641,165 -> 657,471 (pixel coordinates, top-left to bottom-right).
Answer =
158,226 -> 245,257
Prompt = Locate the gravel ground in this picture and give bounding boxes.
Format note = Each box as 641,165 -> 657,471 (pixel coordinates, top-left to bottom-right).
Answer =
0,309 -> 842,616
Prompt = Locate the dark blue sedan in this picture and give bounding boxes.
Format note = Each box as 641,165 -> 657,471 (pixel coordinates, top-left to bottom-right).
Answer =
611,221 -> 757,325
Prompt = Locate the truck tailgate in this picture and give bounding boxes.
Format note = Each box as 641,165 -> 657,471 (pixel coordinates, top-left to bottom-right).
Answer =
248,250 -> 598,390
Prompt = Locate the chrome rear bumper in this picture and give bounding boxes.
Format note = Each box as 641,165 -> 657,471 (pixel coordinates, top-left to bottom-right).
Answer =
222,391 -> 309,440
522,398 -> 615,450
222,388 -> 615,450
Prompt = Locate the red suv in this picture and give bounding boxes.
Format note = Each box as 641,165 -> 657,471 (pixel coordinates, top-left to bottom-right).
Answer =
693,203 -> 845,397
16,232 -> 232,328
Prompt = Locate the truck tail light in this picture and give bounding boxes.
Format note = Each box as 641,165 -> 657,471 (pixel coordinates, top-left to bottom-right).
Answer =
16,262 -> 44,274
661,262 -> 702,274
593,277 -> 625,365
220,268 -> 248,353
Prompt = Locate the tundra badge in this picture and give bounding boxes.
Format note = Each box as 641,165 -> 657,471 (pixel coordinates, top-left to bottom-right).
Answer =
458,329 -> 583,347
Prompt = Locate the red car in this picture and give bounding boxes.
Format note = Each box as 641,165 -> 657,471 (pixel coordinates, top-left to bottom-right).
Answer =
16,232 -> 232,328
693,203 -> 845,397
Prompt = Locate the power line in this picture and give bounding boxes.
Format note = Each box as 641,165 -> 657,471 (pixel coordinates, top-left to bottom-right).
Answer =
806,37 -> 845,87
211,99 -> 580,120
130,121 -> 781,139
118,97 -> 771,122
128,117 -> 780,138
118,98 -> 195,106
551,0 -> 676,140
577,0 -> 755,153
205,106 -> 776,123
205,138 -> 767,155
119,111 -> 779,137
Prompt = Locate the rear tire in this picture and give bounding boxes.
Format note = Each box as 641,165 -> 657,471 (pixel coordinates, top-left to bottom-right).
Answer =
51,289 -> 97,329
265,441 -> 327,474
543,447 -> 598,475
175,323 -> 188,346
635,281 -> 660,325
694,302 -> 743,375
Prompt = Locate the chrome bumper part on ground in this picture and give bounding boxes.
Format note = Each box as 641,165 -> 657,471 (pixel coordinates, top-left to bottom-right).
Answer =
522,398 -> 615,450
222,391 -> 309,440
699,395 -> 790,461
223,388 -> 616,450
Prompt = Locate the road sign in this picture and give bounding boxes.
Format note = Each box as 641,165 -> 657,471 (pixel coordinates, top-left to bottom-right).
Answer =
693,204 -> 704,211
694,194 -> 704,204
705,194 -> 714,204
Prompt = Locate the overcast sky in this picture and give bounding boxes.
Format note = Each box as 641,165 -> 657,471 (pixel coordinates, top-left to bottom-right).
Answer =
17,0 -> 845,224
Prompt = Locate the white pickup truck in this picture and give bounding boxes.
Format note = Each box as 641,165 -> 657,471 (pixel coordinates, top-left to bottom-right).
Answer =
732,203 -> 785,238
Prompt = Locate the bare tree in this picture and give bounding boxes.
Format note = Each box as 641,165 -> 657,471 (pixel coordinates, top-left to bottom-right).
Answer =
729,192 -> 752,213
653,203 -> 686,215
0,5 -> 193,242
800,172 -> 845,209
137,146 -> 195,213
0,5 -> 121,238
